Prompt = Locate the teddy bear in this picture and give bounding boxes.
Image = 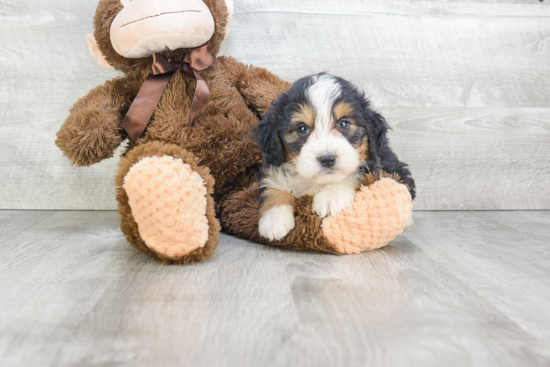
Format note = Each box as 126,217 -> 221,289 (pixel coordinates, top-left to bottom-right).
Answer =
56,0 -> 414,265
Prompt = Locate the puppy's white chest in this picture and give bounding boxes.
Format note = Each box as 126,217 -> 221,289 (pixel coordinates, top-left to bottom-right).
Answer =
287,178 -> 324,198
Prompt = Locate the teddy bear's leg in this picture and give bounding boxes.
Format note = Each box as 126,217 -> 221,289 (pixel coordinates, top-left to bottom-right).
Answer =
220,173 -> 412,255
220,183 -> 340,254
115,142 -> 220,265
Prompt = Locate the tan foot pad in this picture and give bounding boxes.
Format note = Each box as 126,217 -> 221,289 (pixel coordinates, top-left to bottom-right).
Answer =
123,156 -> 209,258
322,178 -> 413,255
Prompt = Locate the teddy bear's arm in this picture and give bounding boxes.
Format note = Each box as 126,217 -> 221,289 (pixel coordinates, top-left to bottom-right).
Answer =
56,75 -> 134,167
220,57 -> 291,118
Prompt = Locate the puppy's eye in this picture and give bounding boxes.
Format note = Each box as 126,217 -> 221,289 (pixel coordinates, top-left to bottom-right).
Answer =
297,125 -> 310,135
338,120 -> 350,131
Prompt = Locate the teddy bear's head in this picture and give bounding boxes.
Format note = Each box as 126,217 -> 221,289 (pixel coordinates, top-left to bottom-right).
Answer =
87,0 -> 234,72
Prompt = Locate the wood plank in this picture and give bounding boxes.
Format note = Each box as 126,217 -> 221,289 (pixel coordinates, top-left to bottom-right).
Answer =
403,211 -> 550,344
0,0 -> 122,211
0,210 -> 57,245
384,107 -> 550,210
1,210 -> 550,366
0,0 -> 549,210
224,0 -> 550,108
2,108 -> 548,210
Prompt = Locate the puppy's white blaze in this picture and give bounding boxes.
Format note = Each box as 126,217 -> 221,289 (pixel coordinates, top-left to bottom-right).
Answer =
307,74 -> 341,134
296,134 -> 360,184
301,74 -> 360,183
312,176 -> 357,218
259,205 -> 296,241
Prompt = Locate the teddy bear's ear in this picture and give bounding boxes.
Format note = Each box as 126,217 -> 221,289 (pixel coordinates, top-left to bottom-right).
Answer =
86,33 -> 113,69
224,0 -> 234,39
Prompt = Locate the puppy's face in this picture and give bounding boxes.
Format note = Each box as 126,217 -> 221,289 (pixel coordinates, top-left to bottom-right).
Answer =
256,74 -> 377,184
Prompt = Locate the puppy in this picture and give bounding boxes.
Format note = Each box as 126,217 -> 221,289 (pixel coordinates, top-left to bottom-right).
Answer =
253,73 -> 415,241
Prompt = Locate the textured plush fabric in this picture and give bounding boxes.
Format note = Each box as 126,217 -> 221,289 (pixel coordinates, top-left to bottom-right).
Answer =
115,142 -> 220,265
323,178 -> 413,254
220,173 -> 412,255
123,156 -> 210,258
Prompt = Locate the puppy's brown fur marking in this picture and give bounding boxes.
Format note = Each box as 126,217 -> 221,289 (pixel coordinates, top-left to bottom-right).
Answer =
358,137 -> 370,161
260,188 -> 296,216
333,102 -> 354,121
291,103 -> 315,127
283,147 -> 293,161
283,104 -> 315,149
283,131 -> 301,145
283,147 -> 299,163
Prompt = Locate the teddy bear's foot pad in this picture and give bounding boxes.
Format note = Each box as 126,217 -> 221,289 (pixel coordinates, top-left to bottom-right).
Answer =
123,155 -> 210,259
322,178 -> 413,255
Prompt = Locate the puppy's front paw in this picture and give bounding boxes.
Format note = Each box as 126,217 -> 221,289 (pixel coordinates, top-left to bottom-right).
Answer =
259,205 -> 296,241
313,188 -> 356,218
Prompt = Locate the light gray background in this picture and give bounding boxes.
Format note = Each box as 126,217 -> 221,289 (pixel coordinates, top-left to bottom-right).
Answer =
1,0 -> 549,210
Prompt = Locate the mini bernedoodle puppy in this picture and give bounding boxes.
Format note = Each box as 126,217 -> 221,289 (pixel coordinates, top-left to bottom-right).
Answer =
253,73 -> 416,241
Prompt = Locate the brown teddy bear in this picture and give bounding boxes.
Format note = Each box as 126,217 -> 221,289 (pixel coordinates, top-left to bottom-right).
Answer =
56,0 -> 413,265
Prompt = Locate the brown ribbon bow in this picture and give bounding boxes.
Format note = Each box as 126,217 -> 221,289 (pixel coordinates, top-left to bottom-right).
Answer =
122,44 -> 215,143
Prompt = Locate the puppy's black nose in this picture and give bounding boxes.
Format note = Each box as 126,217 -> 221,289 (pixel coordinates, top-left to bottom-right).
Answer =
318,154 -> 336,168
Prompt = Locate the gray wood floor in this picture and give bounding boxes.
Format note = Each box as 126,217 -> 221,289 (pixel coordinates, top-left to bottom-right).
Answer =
1,210 -> 549,367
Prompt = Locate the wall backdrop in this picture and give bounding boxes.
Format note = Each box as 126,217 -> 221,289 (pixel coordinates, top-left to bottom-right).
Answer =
1,0 -> 549,210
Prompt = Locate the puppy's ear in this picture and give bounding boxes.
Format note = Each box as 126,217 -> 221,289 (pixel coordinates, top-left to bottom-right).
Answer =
368,111 -> 390,170
253,109 -> 285,167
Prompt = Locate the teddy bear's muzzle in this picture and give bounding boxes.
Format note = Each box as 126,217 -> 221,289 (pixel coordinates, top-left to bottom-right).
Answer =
110,0 -> 216,59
